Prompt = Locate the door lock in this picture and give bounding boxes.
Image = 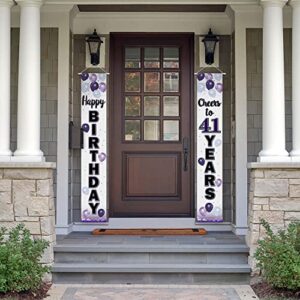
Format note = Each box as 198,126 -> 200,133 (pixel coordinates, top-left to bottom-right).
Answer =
183,137 -> 189,171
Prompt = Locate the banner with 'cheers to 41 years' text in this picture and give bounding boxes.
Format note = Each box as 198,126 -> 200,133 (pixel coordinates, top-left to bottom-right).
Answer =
196,72 -> 223,223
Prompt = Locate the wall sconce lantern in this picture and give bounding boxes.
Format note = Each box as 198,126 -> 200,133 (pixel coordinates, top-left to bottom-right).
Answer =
86,29 -> 103,66
202,28 -> 219,65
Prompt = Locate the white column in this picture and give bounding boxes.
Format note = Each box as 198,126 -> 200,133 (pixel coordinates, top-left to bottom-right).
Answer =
56,14 -> 71,234
233,13 -> 248,235
0,0 -> 14,161
13,0 -> 44,162
290,0 -> 300,161
258,0 -> 289,162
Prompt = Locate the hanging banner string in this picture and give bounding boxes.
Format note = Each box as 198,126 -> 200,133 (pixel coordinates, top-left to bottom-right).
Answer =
194,64 -> 226,76
78,67 -> 110,76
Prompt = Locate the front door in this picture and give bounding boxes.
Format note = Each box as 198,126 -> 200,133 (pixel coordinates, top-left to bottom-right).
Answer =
110,33 -> 194,217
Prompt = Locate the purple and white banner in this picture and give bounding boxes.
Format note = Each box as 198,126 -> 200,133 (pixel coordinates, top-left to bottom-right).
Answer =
196,72 -> 223,223
81,73 -> 107,222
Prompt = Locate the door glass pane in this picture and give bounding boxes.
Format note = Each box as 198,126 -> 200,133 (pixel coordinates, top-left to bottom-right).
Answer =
163,120 -> 179,141
163,96 -> 179,116
125,96 -> 140,116
163,72 -> 179,92
125,48 -> 141,68
125,120 -> 140,141
144,47 -> 160,68
144,72 -> 160,92
125,72 -> 140,92
163,47 -> 179,68
144,96 -> 160,116
144,120 -> 160,141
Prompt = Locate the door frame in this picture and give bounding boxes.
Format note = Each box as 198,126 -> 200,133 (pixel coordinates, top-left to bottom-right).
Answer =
109,32 -> 195,218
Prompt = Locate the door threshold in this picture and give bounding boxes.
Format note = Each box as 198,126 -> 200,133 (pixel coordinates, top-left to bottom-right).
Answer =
71,218 -> 232,232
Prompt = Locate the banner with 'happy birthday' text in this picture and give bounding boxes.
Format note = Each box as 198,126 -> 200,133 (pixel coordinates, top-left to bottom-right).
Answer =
196,72 -> 223,223
80,72 -> 107,222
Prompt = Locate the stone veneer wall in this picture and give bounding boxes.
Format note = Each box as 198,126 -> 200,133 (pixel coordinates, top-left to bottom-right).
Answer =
0,163 -> 56,279
247,164 -> 300,271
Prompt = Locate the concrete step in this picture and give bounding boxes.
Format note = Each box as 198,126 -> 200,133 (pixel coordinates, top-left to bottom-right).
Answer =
54,243 -> 249,264
54,251 -> 248,264
52,263 -> 251,284
53,263 -> 251,273
53,272 -> 251,285
54,243 -> 249,253
53,233 -> 250,284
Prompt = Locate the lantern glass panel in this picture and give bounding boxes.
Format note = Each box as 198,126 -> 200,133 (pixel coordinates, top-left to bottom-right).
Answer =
205,41 -> 216,53
89,41 -> 100,54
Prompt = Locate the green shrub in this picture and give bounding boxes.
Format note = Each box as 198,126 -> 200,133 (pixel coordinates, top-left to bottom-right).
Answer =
255,219 -> 300,290
0,224 -> 50,293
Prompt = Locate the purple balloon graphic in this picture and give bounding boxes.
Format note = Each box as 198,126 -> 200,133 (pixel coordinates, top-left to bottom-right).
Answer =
90,81 -> 99,92
81,72 -> 89,81
98,152 -> 107,162
205,202 -> 214,213
83,209 -> 90,218
208,88 -> 216,97
99,82 -> 106,93
214,139 -> 222,147
215,178 -> 223,187
82,187 -> 89,195
198,157 -> 205,166
93,90 -> 101,98
90,73 -> 97,82
197,72 -> 205,81
205,73 -> 213,80
214,73 -> 222,81
198,83 -> 205,93
199,207 -> 206,216
81,123 -> 89,133
216,83 -> 223,93
206,80 -> 215,90
214,207 -> 222,216
98,209 -> 105,217
82,82 -> 90,93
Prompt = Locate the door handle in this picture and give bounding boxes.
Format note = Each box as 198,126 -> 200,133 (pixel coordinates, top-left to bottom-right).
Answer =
183,137 -> 189,171
80,128 -> 84,149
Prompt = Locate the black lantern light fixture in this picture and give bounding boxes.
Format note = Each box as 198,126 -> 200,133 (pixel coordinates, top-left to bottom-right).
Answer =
86,29 -> 103,66
202,28 -> 219,65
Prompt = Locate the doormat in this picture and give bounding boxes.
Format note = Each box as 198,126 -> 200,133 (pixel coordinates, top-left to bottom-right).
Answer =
92,228 -> 207,236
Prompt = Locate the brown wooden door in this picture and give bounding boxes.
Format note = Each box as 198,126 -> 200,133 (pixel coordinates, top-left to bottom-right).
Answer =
110,33 -> 194,217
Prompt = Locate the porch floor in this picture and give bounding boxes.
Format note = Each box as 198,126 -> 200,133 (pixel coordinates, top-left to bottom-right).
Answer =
56,231 -> 246,247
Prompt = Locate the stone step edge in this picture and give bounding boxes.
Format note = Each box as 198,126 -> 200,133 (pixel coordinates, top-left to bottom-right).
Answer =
52,263 -> 251,273
54,245 -> 249,253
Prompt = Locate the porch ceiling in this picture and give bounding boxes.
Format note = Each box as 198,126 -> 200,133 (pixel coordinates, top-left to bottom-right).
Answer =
77,4 -> 227,12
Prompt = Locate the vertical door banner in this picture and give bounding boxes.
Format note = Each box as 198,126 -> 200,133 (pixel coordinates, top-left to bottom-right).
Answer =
196,72 -> 223,223
81,72 -> 107,222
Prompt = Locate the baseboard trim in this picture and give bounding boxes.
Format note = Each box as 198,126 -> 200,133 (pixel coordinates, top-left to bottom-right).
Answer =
56,224 -> 73,235
231,224 -> 248,236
